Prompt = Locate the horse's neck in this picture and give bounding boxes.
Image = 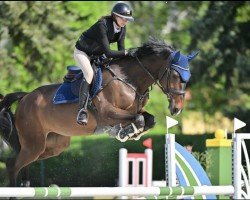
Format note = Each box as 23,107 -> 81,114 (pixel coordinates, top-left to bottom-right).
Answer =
110,56 -> 161,94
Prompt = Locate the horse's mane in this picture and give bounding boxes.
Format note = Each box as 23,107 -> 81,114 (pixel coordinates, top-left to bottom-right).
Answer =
130,36 -> 174,57
110,37 -> 175,86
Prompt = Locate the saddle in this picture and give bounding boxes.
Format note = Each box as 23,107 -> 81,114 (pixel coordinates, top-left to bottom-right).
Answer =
53,56 -> 110,105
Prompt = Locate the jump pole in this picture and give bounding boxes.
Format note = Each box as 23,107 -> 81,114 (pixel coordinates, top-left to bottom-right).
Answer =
0,186 -> 234,198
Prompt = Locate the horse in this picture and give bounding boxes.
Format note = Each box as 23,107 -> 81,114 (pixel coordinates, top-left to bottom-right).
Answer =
0,37 -> 198,186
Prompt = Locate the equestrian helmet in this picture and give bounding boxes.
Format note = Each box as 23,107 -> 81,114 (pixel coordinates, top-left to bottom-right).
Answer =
111,2 -> 134,22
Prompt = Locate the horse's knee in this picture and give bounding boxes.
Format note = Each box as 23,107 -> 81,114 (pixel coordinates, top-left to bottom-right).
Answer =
142,112 -> 156,131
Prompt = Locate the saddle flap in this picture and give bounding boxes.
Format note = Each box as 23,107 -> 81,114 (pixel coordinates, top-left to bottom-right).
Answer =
53,65 -> 103,104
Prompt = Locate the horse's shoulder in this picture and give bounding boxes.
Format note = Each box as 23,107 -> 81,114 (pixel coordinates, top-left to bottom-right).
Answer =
103,64 -> 127,82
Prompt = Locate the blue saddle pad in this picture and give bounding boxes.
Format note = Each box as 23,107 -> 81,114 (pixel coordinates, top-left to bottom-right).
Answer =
53,66 -> 102,104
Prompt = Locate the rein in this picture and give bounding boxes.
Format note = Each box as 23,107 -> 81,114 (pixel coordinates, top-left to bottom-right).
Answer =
101,53 -> 186,111
102,65 -> 150,107
135,55 -> 185,100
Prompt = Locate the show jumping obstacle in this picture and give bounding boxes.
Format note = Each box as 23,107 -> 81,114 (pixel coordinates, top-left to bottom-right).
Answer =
119,148 -> 153,187
0,186 -> 235,198
0,117 -> 249,199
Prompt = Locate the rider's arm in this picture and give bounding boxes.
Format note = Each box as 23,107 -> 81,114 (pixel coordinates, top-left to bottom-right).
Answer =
97,22 -> 126,58
117,27 -> 126,51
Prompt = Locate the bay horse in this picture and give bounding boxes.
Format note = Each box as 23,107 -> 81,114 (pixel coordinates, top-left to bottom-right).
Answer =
0,37 -> 198,186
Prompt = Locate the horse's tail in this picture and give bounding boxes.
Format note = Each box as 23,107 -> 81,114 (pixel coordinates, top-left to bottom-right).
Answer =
0,92 -> 28,154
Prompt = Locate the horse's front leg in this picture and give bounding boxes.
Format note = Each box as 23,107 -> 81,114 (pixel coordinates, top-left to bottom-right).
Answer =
141,111 -> 156,132
103,108 -> 145,142
129,111 -> 156,141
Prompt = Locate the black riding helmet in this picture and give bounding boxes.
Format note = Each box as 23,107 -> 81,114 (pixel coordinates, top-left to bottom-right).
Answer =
111,2 -> 134,22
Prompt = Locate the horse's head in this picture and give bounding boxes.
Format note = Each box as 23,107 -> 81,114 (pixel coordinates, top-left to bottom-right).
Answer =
158,50 -> 198,115
125,37 -> 198,116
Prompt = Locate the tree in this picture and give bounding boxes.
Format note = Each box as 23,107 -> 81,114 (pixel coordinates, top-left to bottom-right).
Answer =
0,1 -> 110,92
187,1 -> 250,131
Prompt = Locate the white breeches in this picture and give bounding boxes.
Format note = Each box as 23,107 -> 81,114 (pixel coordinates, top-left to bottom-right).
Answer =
73,48 -> 93,84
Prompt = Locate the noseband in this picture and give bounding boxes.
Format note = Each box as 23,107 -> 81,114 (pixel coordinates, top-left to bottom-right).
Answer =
135,55 -> 186,100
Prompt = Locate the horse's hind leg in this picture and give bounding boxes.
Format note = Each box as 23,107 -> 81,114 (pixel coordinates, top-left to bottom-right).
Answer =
38,133 -> 71,160
7,134 -> 46,186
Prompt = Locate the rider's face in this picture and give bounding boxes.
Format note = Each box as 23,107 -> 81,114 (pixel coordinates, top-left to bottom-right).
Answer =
115,16 -> 128,27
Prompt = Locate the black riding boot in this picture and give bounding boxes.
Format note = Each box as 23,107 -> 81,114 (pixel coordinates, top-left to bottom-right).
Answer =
77,79 -> 90,125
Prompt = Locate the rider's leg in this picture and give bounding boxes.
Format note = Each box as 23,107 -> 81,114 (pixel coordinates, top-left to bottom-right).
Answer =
73,48 -> 93,125
77,78 -> 90,125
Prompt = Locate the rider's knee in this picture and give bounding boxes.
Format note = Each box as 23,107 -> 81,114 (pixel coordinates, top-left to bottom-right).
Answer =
84,69 -> 94,83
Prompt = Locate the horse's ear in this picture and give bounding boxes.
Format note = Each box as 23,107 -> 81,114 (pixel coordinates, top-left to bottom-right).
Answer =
187,51 -> 199,61
172,51 -> 181,63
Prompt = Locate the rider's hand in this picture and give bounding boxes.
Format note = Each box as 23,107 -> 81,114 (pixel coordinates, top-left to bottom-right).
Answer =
126,48 -> 137,57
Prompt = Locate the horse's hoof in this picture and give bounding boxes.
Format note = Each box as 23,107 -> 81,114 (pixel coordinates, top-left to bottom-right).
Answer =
20,180 -> 30,187
116,129 -> 129,142
131,131 -> 149,141
116,134 -> 129,142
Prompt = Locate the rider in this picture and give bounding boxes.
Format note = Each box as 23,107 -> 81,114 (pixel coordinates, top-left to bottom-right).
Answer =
74,2 -> 134,126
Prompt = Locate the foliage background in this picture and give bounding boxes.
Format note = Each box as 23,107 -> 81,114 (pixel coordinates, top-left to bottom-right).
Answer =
0,1 -> 249,186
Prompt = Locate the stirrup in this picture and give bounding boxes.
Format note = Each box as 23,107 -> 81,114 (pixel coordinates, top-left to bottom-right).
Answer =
77,108 -> 88,125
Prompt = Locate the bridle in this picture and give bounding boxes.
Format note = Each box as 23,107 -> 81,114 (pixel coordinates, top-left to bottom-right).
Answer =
100,53 -> 187,112
135,55 -> 186,101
